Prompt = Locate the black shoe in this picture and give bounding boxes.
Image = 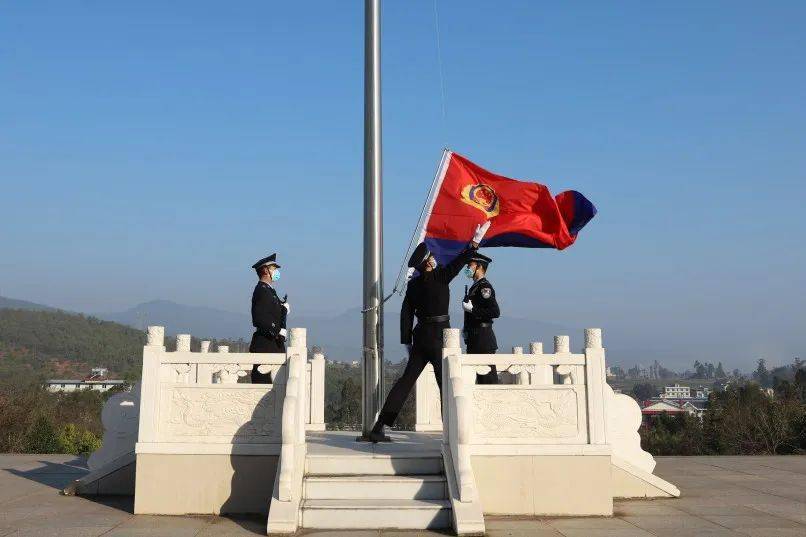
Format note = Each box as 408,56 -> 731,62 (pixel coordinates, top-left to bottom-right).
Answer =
366,429 -> 392,443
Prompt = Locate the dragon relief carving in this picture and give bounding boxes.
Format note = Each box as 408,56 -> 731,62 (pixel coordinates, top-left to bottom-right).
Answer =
472,388 -> 579,438
165,387 -> 280,439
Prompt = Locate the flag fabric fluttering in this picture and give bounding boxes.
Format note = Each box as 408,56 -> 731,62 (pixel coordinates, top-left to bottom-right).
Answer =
420,151 -> 597,265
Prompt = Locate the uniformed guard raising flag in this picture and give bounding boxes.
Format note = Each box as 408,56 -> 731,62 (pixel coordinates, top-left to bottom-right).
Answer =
367,221 -> 491,443
249,253 -> 290,384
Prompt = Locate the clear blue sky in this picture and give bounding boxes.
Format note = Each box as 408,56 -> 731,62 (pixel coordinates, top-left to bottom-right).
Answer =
1,2 -> 804,370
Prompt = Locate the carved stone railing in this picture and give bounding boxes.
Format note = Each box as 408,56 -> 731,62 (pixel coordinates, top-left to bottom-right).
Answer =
136,328 -> 297,452
439,326 -> 678,529
266,330 -> 308,534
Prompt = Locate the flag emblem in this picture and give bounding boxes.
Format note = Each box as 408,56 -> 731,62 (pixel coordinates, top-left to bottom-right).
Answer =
460,183 -> 500,217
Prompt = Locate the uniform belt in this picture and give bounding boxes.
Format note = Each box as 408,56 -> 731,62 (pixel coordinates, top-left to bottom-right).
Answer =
466,322 -> 493,330
419,314 -> 450,323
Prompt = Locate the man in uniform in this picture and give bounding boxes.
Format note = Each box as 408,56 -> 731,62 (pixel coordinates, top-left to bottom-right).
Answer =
367,222 -> 490,442
461,252 -> 500,384
249,254 -> 290,384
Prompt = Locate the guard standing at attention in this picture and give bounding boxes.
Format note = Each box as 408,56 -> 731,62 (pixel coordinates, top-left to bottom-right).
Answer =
367,222 -> 491,442
249,254 -> 290,384
462,252 -> 500,384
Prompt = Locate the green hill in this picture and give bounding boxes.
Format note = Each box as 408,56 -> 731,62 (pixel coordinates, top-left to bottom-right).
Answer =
0,309 -> 146,380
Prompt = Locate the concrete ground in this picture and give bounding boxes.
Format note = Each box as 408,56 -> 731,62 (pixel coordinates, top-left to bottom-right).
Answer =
0,454 -> 804,537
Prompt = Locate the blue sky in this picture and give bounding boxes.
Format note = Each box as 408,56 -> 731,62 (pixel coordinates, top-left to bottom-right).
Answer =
1,2 -> 804,370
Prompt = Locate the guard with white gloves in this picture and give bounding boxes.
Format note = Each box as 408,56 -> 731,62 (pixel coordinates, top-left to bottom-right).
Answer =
462,252 -> 500,384
248,253 -> 288,384
367,221 -> 491,443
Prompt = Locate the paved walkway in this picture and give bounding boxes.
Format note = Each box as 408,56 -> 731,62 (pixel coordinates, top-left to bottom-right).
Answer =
1,454 -> 804,536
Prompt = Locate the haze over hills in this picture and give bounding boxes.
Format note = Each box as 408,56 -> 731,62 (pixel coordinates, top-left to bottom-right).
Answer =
95,299 -> 575,364
0,294 -> 773,370
0,296 -> 56,312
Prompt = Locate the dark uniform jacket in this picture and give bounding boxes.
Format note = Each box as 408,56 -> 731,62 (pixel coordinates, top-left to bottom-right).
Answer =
400,248 -> 475,356
248,281 -> 286,353
463,277 -> 500,353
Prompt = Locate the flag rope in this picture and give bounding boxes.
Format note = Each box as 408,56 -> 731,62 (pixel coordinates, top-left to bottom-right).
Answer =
361,149 -> 449,313
433,0 -> 448,142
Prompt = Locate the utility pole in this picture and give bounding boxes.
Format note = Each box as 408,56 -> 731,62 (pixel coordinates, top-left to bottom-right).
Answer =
361,0 -> 384,438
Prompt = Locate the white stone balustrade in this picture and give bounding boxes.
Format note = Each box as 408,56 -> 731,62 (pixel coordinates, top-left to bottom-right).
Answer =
435,327 -> 678,523
128,326 -> 325,517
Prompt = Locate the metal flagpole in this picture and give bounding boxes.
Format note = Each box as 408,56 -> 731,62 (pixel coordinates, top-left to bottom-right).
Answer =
361,0 -> 384,437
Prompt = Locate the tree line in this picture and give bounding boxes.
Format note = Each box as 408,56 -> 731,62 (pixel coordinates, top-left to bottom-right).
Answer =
641,361 -> 805,455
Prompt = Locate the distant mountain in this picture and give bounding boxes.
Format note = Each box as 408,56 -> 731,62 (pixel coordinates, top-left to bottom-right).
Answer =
0,296 -> 55,312
100,300 -> 253,340
0,308 -> 145,378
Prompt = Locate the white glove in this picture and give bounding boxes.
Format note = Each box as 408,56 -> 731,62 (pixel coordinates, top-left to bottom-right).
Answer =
405,267 -> 416,281
472,220 -> 491,244
279,328 -> 288,338
283,302 -> 290,313
463,300 -> 473,313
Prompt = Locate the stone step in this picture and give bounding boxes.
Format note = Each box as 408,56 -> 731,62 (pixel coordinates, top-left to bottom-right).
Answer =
306,453 -> 443,476
304,474 -> 447,500
301,498 -> 452,529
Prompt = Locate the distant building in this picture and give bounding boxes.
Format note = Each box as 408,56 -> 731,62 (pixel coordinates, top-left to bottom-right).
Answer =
641,400 -> 687,419
45,367 -> 125,393
662,384 -> 691,399
45,379 -> 126,393
641,396 -> 709,423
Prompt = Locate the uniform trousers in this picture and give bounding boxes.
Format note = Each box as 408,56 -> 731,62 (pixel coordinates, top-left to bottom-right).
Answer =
378,321 -> 447,426
249,332 -> 285,384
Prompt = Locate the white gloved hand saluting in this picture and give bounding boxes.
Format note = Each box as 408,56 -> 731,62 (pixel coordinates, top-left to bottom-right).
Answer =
463,300 -> 473,313
472,220 -> 491,245
283,302 -> 290,313
279,328 -> 288,338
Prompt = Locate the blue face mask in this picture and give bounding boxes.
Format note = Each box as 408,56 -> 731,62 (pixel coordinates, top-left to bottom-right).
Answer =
464,266 -> 475,279
271,269 -> 281,282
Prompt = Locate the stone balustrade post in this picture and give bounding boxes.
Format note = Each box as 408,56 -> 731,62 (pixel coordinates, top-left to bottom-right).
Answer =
530,341 -> 552,385
176,334 -> 191,352
442,328 -> 462,443
307,348 -> 326,431
147,326 -> 165,348
197,340 -> 211,383
288,328 -> 307,351
512,346 -> 528,384
584,328 -> 607,444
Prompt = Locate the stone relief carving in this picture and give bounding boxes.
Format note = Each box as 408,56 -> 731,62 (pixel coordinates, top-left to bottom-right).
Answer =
472,388 -> 578,438
172,363 -> 191,383
165,387 -> 280,439
211,363 -> 251,384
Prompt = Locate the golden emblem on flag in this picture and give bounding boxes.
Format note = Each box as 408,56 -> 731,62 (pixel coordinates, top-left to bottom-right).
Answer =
460,183 -> 500,217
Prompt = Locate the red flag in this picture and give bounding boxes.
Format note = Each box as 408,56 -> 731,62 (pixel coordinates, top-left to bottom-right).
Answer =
422,151 -> 596,264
